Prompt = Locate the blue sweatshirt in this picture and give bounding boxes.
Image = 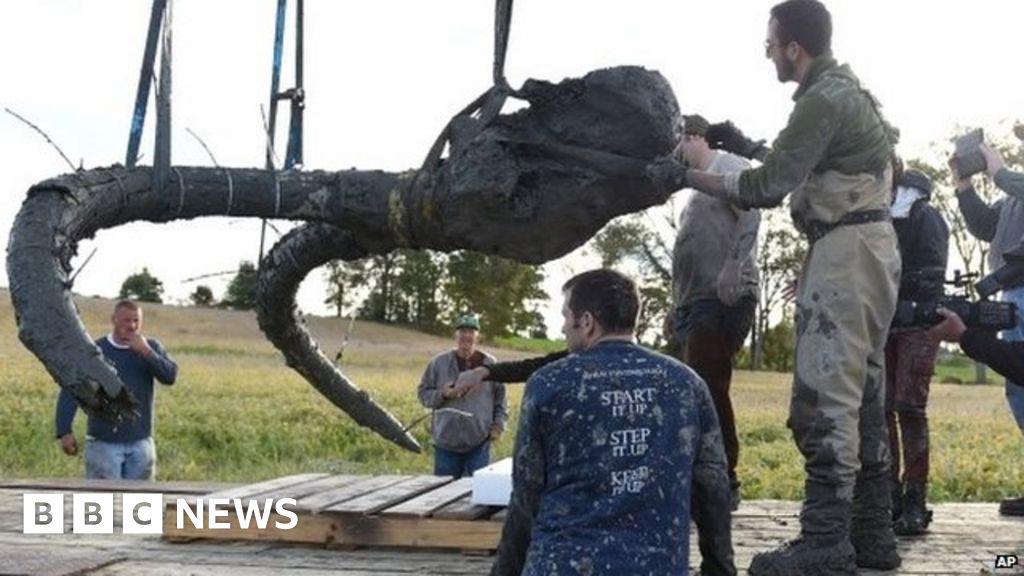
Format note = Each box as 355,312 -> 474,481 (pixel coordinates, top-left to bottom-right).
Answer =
55,335 -> 177,442
491,340 -> 735,576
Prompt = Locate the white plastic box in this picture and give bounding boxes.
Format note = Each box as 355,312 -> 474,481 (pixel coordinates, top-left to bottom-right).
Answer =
471,457 -> 513,505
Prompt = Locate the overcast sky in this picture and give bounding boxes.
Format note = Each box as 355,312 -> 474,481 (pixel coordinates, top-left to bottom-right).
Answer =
2,1 -> 1023,334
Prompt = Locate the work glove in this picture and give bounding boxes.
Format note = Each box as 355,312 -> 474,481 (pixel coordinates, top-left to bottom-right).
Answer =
705,121 -> 767,160
646,155 -> 689,192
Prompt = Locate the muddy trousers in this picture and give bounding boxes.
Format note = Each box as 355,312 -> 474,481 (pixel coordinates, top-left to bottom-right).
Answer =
884,330 -> 937,484
789,224 -> 899,541
684,324 -> 740,484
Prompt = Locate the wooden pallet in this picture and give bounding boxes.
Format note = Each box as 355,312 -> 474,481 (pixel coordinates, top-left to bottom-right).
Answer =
162,473 -> 506,551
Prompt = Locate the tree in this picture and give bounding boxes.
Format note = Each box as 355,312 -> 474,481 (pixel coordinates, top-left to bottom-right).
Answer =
393,250 -> 446,329
589,209 -> 674,347
190,285 -> 215,307
323,259 -> 370,318
358,252 -> 402,322
750,212 -> 805,371
445,251 -> 548,338
222,261 -> 257,310
119,267 -> 164,303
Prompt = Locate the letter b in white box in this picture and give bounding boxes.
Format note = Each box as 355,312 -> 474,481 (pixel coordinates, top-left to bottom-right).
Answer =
23,493 -> 64,534
73,493 -> 114,534
123,493 -> 164,535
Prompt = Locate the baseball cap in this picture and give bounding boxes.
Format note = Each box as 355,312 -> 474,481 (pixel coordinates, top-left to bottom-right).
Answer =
454,313 -> 481,331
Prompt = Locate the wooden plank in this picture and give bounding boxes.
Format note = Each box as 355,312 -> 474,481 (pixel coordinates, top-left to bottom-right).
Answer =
296,475 -> 409,514
432,494 -> 502,521
381,478 -> 474,518
163,507 -> 503,550
0,477 -> 236,494
0,546 -> 125,575
324,476 -> 453,515
256,475 -> 362,501
202,473 -> 328,501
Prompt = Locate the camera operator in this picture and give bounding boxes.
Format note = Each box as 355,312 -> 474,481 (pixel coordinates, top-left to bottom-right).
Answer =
929,308 -> 1024,387
951,140 -> 1024,516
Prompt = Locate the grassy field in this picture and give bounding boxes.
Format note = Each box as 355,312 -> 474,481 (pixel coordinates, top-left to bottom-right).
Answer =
1,289 -> 1021,502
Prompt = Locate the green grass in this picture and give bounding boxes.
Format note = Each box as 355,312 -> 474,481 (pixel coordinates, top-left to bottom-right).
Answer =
490,334 -> 566,354
933,352 -> 1002,384
2,290 -> 1021,502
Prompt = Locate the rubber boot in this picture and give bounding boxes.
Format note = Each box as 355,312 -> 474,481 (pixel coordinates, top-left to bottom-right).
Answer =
749,487 -> 856,576
890,479 -> 903,523
894,480 -> 932,536
851,473 -> 902,570
729,478 -> 741,511
1000,495 -> 1024,516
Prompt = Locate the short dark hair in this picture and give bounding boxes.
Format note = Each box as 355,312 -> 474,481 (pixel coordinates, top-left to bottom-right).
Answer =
770,0 -> 832,58
562,269 -> 639,334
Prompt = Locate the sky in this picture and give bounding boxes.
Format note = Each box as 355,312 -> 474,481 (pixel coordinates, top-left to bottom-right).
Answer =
2,1 -> 1024,336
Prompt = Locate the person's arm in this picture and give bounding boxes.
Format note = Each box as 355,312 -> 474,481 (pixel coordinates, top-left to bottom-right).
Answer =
690,378 -> 737,576
417,358 -> 448,409
960,329 -> 1024,384
486,350 -> 569,383
909,203 -> 950,296
55,388 -> 79,455
992,168 -> 1024,202
955,185 -> 1001,242
978,142 -> 1024,201
490,377 -> 547,576
718,207 -> 761,306
491,380 -> 509,437
455,350 -> 570,397
144,339 -> 178,385
723,93 -> 836,209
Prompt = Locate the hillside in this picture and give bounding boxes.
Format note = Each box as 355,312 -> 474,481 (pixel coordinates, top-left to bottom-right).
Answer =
0,288 -> 543,363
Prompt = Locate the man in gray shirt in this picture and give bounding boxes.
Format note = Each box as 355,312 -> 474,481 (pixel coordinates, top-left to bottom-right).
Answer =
668,114 -> 761,509
417,314 -> 508,478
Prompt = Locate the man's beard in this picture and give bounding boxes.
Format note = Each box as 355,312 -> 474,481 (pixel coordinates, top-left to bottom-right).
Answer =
775,57 -> 796,83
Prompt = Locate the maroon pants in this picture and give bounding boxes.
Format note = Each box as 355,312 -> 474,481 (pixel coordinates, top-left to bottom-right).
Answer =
678,324 -> 740,483
885,330 -> 938,483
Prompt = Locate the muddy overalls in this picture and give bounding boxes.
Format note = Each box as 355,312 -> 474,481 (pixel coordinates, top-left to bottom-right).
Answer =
789,165 -> 900,551
724,56 -> 903,575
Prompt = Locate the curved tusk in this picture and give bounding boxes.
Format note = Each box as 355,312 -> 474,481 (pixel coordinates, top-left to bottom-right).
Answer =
257,222 -> 422,452
5,166 -> 400,430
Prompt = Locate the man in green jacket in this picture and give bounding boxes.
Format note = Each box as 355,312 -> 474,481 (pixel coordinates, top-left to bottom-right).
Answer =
649,1 -> 901,574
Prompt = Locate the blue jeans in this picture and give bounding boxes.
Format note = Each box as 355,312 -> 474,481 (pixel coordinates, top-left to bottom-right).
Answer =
673,296 -> 757,354
1003,287 -> 1024,431
85,437 -> 156,480
433,442 -> 490,478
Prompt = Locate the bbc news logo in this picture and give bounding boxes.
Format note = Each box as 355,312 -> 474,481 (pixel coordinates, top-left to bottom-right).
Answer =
23,493 -> 299,534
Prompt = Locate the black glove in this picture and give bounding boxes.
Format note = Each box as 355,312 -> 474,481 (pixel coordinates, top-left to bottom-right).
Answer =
705,121 -> 767,160
646,155 -> 688,192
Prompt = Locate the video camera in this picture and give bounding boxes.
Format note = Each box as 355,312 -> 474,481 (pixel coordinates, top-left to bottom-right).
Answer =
975,244 -> 1024,299
891,268 -> 1019,330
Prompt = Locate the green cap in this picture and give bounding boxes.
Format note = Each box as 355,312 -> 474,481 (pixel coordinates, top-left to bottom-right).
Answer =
454,313 -> 481,331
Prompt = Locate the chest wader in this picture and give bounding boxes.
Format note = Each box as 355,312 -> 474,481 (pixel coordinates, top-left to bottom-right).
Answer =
748,167 -> 901,576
